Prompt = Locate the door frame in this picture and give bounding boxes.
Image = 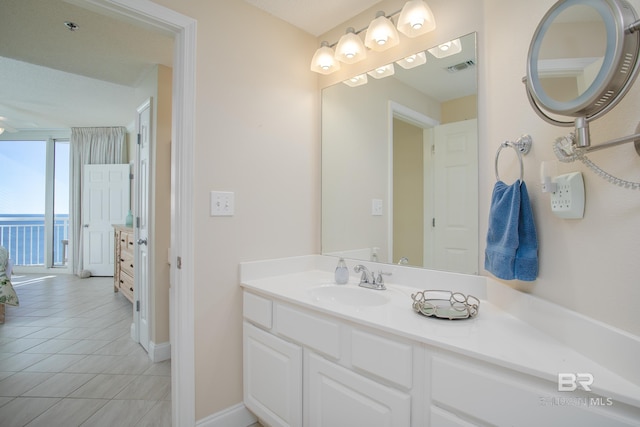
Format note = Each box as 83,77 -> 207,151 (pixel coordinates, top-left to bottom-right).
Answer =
387,101 -> 439,265
82,1 -> 196,425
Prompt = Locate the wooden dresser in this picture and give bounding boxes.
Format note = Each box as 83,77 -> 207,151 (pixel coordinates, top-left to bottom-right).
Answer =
113,225 -> 134,303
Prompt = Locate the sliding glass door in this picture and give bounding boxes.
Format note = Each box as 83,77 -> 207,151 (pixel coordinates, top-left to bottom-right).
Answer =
0,138 -> 70,268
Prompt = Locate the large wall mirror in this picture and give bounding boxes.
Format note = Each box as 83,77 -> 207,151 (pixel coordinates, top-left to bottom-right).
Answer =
322,32 -> 479,274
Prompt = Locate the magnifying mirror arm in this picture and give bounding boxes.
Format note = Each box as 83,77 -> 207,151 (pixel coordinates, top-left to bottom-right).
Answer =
627,19 -> 640,33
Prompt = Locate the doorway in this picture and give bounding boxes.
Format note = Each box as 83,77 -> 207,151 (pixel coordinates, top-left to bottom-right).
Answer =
87,1 -> 196,425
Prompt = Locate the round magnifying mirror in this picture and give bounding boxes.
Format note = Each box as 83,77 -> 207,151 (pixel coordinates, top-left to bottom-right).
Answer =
526,0 -> 640,121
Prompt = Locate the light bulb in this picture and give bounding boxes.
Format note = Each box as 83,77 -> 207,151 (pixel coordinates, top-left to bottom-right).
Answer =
397,0 -> 436,38
427,38 -> 462,58
335,28 -> 366,64
310,41 -> 340,74
364,11 -> 399,52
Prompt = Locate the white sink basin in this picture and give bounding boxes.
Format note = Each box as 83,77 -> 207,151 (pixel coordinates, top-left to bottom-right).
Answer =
309,285 -> 390,307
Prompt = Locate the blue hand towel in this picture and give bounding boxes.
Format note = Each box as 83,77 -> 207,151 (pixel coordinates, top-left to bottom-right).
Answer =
514,182 -> 538,281
484,180 -> 539,281
484,181 -> 521,280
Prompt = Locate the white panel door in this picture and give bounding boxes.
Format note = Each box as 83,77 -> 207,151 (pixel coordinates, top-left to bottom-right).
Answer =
82,164 -> 130,276
135,98 -> 151,352
433,119 -> 478,274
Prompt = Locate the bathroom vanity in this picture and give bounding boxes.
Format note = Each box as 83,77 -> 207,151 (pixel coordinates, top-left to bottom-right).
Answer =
240,255 -> 640,427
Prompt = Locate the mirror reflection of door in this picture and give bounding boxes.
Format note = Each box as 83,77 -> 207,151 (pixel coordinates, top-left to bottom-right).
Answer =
392,117 -> 478,273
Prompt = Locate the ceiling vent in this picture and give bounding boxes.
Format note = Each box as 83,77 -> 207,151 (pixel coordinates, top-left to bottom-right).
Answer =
446,59 -> 475,73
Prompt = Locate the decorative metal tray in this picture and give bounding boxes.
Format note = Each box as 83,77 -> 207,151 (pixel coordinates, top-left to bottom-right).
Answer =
411,290 -> 480,320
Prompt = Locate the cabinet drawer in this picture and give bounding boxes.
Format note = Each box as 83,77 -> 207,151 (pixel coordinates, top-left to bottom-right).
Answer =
243,292 -> 273,329
120,252 -> 134,277
119,272 -> 134,302
351,329 -> 413,389
276,304 -> 340,359
125,232 -> 135,252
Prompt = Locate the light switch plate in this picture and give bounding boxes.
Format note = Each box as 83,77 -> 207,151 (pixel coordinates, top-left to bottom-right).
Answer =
210,191 -> 235,216
371,199 -> 383,216
550,172 -> 584,219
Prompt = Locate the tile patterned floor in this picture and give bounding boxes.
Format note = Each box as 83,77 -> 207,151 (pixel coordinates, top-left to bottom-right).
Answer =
0,273 -> 171,427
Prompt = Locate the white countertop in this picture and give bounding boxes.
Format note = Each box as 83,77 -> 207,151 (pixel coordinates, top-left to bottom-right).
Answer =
240,255 -> 640,409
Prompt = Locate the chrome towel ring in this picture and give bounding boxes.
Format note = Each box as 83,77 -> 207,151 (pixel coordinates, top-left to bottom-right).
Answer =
495,135 -> 532,182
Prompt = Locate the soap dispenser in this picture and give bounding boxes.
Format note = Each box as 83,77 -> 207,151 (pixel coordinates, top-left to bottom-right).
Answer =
334,258 -> 349,284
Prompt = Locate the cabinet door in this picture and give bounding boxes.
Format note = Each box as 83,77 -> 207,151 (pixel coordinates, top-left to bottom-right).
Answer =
243,322 -> 302,427
306,352 -> 410,427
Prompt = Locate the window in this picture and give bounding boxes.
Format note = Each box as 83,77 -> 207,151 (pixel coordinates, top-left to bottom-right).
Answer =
0,138 -> 70,268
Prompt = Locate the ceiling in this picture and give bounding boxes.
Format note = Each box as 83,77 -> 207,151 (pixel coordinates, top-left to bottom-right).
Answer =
0,0 -> 470,133
245,0 -> 382,36
0,0 -> 174,132
1,0 -> 373,133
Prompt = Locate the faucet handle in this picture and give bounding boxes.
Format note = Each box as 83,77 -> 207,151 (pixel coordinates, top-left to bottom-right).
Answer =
374,271 -> 391,285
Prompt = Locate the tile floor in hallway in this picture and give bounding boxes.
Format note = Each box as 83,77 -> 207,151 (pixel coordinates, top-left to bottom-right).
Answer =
0,273 -> 171,427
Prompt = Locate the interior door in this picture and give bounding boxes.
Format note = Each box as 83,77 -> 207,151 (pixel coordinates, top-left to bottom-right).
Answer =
82,164 -> 130,276
134,98 -> 151,352
432,119 -> 478,274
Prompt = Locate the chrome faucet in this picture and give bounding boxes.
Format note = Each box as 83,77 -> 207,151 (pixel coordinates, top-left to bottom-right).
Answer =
354,264 -> 389,290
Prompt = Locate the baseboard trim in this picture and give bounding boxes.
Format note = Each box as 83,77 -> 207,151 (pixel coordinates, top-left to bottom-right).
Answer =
149,340 -> 171,362
196,403 -> 257,427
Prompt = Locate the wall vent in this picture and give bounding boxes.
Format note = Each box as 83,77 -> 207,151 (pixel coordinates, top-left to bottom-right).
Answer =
446,60 -> 476,73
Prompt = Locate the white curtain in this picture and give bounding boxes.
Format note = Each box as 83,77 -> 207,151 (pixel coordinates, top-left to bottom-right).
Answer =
70,127 -> 127,276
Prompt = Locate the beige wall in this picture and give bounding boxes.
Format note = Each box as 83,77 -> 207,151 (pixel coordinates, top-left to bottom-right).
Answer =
147,0 -> 640,422
441,94 -> 477,123
393,119 -> 424,265
483,0 -> 640,337
151,0 -> 319,420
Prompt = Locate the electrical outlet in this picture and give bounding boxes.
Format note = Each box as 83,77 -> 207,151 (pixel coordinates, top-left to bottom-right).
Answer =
550,172 -> 584,219
210,191 -> 235,216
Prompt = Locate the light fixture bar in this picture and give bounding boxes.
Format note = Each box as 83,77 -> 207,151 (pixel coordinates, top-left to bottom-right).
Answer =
310,1 -> 437,74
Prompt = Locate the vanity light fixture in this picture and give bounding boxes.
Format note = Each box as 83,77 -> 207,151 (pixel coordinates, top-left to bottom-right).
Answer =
310,41 -> 341,74
396,51 -> 427,69
335,27 -> 367,64
0,128 -> 4,135
343,73 -> 368,87
397,0 -> 436,37
310,1 -> 437,74
365,11 -> 400,51
427,38 -> 462,58
367,63 -> 395,79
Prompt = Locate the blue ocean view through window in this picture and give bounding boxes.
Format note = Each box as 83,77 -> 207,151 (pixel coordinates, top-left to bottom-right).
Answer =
0,214 -> 70,266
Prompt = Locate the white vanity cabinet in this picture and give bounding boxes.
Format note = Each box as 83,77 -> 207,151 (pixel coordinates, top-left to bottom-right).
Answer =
243,291 -> 418,427
242,288 -> 640,427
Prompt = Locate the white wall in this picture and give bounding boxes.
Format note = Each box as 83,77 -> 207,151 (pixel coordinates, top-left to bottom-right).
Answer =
483,0 -> 640,336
